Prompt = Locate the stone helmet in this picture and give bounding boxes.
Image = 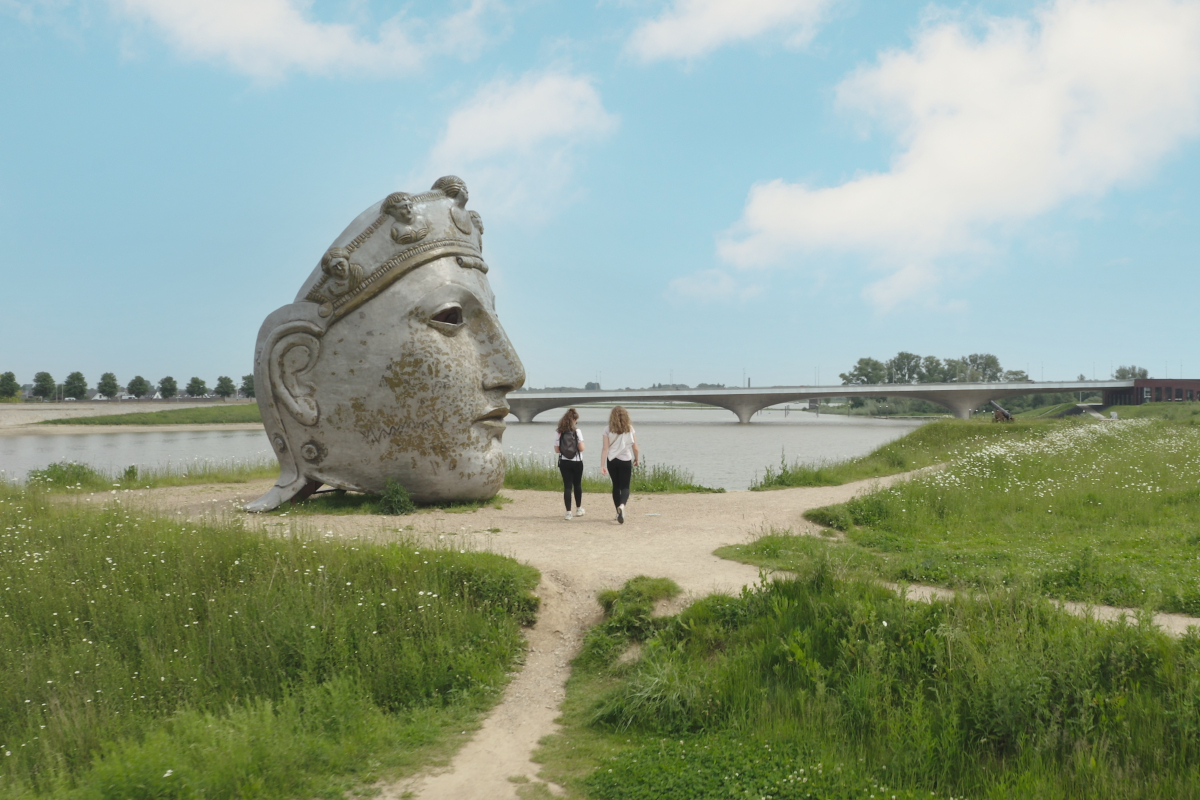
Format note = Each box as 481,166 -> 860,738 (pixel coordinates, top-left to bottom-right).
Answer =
246,177 -> 524,511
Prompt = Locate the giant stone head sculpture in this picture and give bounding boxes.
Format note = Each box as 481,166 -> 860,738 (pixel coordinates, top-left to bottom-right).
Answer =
245,177 -> 524,512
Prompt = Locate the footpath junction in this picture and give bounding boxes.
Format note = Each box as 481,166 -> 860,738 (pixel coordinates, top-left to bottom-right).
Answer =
507,378 -> 1200,424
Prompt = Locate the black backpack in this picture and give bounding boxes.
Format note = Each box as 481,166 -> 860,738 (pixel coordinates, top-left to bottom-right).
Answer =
559,429 -> 579,459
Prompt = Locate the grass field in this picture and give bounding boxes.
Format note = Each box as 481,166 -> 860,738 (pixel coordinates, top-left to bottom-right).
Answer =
1106,401 -> 1200,421
749,419 -> 1047,490
503,454 -> 723,494
25,458 -> 278,492
1015,402 -> 1077,418
0,484 -> 539,798
728,417 -> 1200,614
41,404 -> 263,425
533,568 -> 1200,800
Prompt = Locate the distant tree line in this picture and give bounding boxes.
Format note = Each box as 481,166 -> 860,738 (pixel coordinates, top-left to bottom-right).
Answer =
836,354 -> 1151,413
0,371 -> 255,401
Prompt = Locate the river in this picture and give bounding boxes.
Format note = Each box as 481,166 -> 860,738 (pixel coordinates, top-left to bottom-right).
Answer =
0,407 -> 925,491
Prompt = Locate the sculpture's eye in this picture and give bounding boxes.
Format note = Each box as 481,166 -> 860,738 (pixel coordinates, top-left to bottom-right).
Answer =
430,305 -> 464,331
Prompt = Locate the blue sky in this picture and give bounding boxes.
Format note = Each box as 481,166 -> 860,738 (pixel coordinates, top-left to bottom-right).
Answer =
3,0 -> 1198,391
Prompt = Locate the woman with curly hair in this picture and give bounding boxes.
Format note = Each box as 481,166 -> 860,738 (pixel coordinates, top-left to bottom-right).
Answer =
600,405 -> 639,524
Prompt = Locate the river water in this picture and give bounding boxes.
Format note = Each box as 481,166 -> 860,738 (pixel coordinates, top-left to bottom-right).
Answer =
0,407 -> 924,491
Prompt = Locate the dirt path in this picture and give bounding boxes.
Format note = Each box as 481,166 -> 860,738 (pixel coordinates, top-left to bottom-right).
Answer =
111,475 -> 1200,799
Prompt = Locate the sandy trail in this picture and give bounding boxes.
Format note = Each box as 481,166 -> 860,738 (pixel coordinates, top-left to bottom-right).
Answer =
111,475 -> 1200,800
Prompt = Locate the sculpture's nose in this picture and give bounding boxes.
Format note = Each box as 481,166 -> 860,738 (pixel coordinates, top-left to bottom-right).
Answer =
478,311 -> 525,393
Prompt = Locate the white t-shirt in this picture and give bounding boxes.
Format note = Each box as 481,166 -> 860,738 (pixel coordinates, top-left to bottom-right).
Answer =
554,428 -> 584,461
604,427 -> 636,462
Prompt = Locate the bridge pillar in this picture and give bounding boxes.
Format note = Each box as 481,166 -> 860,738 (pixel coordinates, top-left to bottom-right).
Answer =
911,392 -> 994,420
718,400 -> 763,424
508,400 -> 546,424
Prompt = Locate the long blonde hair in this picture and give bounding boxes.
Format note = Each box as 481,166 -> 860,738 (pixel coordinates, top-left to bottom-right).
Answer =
608,405 -> 632,435
556,408 -> 579,434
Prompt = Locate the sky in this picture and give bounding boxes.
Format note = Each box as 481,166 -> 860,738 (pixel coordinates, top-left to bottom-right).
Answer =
2,0 -> 1199,391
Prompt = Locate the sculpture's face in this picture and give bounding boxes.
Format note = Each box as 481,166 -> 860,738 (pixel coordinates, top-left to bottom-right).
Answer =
299,256 -> 524,502
324,256 -> 350,279
389,196 -> 415,222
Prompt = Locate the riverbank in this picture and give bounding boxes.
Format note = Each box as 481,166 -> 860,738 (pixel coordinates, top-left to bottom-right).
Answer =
0,401 -> 254,428
0,422 -> 263,437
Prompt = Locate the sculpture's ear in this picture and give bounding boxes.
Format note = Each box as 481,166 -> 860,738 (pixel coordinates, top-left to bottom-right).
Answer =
269,331 -> 321,426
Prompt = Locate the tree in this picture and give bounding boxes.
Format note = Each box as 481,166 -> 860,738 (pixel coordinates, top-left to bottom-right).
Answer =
945,354 -> 1002,383
840,357 -> 886,385
1002,370 -> 1031,383
1113,365 -> 1148,380
186,377 -> 208,398
97,372 -> 119,399
919,356 -> 945,383
240,374 -> 255,399
215,376 -> 236,400
0,372 -> 18,398
159,376 -> 178,399
32,372 -> 55,399
885,351 -> 923,384
127,375 -> 151,398
63,371 -> 87,400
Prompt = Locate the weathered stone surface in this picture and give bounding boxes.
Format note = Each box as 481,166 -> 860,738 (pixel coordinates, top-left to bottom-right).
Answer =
246,177 -> 525,512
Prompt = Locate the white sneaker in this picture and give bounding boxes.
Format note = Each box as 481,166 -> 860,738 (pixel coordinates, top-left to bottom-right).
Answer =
575,507 -> 586,517
617,505 -> 625,524
565,511 -> 573,520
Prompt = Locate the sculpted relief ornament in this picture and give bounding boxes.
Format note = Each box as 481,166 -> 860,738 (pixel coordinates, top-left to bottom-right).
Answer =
246,177 -> 525,512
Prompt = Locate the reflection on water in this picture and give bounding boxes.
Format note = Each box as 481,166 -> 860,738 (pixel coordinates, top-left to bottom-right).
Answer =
0,407 -> 926,491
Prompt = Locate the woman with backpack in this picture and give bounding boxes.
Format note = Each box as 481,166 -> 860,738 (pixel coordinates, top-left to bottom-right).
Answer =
600,405 -> 639,524
555,408 -> 586,520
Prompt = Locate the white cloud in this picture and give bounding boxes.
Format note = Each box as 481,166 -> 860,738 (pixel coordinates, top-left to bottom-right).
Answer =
110,0 -> 498,81
667,269 -> 762,303
718,0 -> 1200,306
627,0 -> 837,63
425,72 -> 618,220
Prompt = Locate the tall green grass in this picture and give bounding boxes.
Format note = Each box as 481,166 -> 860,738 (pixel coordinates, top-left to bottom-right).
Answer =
537,567 -> 1200,800
750,419 -> 1047,490
25,458 -> 278,492
41,405 -> 263,425
736,418 -> 1200,614
0,485 -> 538,797
503,454 -> 722,494
1105,401 -> 1200,421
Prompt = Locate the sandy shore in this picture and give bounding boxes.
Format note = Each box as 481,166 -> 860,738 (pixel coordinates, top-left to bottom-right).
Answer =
94,475 -> 1200,800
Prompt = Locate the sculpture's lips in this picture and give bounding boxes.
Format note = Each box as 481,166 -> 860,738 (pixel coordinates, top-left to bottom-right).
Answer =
474,407 -> 509,430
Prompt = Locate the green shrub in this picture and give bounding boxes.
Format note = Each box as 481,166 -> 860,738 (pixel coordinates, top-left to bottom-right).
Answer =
582,567 -> 1200,799
378,478 -> 417,515
577,576 -> 681,669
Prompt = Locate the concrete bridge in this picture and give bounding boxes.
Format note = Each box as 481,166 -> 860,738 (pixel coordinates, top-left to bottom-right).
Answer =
507,380 -> 1137,424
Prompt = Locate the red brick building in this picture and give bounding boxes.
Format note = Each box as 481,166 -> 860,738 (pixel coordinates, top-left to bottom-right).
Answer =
1104,379 -> 1200,406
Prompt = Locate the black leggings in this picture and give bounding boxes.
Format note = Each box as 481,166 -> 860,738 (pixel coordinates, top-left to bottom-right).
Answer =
607,458 -> 632,509
558,459 -> 583,510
